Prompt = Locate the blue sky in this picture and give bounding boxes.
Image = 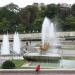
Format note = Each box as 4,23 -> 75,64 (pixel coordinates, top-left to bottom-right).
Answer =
0,0 -> 75,7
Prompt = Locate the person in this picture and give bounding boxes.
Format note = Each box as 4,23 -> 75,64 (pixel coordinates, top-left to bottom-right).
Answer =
35,65 -> 40,72
30,41 -> 31,45
26,41 -> 28,46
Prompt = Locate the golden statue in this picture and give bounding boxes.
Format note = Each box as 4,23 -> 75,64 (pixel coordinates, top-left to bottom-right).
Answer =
40,42 -> 49,51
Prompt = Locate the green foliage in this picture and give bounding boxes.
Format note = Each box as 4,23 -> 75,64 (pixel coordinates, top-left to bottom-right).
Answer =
6,3 -> 20,12
2,60 -> 15,69
0,18 -> 10,33
45,4 -> 58,19
0,4 -> 21,33
0,3 -> 75,33
64,16 -> 75,31
19,5 -> 39,33
12,60 -> 25,68
32,18 -> 43,32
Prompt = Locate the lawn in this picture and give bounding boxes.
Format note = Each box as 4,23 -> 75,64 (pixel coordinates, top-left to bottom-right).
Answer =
11,57 -> 75,69
63,56 -> 75,60
12,59 -> 26,69
61,45 -> 75,50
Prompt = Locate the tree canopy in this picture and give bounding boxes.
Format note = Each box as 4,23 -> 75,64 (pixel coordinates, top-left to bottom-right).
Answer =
0,3 -> 75,33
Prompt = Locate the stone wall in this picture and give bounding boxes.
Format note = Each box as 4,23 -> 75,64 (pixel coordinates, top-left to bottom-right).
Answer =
0,32 -> 75,40
0,69 -> 75,75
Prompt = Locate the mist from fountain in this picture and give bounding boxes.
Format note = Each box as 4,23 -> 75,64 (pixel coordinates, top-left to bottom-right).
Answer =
23,17 -> 61,62
1,34 -> 10,55
41,17 -> 60,54
41,17 -> 51,46
13,32 -> 21,54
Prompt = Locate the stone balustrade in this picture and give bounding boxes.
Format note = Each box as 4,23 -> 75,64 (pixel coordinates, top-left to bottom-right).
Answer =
0,32 -> 75,40
0,69 -> 75,75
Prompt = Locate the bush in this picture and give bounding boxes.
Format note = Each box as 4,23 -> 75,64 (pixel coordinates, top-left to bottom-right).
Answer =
1,60 -> 15,69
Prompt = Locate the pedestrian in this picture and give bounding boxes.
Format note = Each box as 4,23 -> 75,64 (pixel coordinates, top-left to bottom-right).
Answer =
26,41 -> 28,46
30,41 -> 31,45
35,65 -> 40,72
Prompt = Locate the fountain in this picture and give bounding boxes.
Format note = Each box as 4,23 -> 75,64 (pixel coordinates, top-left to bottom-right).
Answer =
40,17 -> 60,54
1,34 -> 10,55
23,17 -> 61,61
13,32 -> 21,55
0,32 -> 21,55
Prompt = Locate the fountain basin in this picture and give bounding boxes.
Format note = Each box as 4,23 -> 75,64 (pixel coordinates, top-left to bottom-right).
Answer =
23,53 -> 61,61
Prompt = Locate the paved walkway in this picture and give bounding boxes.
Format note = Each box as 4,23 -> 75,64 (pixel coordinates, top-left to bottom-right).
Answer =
59,50 -> 75,56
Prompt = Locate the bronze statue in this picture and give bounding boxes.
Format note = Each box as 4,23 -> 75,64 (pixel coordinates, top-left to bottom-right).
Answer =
40,42 -> 49,51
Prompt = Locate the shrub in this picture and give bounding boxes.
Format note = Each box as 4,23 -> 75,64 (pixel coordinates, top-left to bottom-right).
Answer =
1,60 -> 15,69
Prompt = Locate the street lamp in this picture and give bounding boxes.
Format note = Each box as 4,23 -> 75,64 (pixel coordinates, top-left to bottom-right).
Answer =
61,48 -> 63,68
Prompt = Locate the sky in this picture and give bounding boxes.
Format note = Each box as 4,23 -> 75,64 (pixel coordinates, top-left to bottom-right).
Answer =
0,0 -> 75,7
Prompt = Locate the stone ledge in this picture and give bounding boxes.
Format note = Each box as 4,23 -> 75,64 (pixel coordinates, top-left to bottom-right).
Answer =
0,69 -> 75,75
0,69 -> 75,71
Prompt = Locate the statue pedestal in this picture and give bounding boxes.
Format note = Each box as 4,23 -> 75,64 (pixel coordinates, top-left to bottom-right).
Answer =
23,43 -> 61,61
23,53 -> 61,61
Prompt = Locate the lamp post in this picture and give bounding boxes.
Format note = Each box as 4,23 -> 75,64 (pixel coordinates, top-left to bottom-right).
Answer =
23,30 -> 26,51
61,48 -> 63,68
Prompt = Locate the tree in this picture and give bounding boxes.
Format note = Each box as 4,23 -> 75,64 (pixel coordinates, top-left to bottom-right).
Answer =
32,18 -> 43,32
45,4 -> 58,19
64,16 -> 75,31
0,5 -> 21,33
19,5 -> 38,32
0,3 -> 75,33
5,3 -> 20,13
38,5 -> 46,18
16,24 -> 25,33
0,18 -> 10,33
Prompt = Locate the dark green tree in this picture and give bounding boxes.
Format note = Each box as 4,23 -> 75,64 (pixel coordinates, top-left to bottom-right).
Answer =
32,18 -> 43,32
19,5 -> 38,33
5,3 -> 20,13
20,5 -> 38,32
64,16 -> 75,31
0,18 -> 10,33
45,4 -> 58,19
0,4 -> 21,33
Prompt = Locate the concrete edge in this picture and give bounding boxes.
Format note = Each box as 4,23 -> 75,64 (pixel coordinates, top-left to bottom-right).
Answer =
0,69 -> 75,72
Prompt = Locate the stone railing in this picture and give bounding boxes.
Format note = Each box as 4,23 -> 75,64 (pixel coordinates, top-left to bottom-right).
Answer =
0,32 -> 75,40
0,69 -> 75,75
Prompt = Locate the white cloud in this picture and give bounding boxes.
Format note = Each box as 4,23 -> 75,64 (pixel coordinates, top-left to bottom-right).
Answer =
0,0 -> 75,7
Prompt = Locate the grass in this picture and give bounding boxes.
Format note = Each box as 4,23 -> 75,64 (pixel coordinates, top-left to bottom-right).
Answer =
63,56 -> 75,60
12,59 -> 26,69
61,47 -> 75,50
10,56 -> 75,69
0,59 -> 27,69
61,45 -> 75,50
0,57 -> 75,69
11,57 -> 75,69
